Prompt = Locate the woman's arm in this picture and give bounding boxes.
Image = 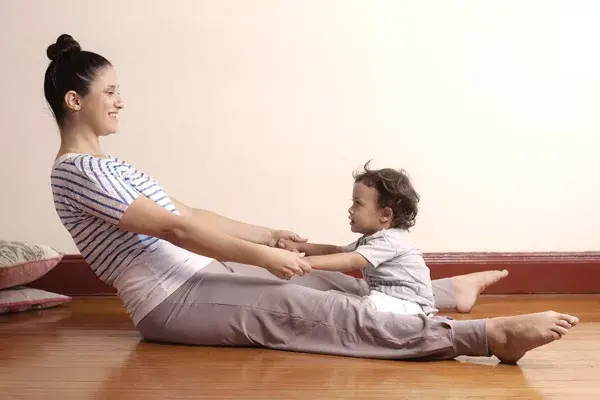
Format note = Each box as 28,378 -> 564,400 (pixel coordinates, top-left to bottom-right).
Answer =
170,197 -> 305,247
303,253 -> 369,272
118,195 -> 311,280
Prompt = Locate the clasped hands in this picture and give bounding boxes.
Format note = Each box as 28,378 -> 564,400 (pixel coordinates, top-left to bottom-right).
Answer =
261,230 -> 310,280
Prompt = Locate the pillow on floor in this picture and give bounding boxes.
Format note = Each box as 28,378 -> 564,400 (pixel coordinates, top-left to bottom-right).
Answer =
0,240 -> 63,290
0,286 -> 71,314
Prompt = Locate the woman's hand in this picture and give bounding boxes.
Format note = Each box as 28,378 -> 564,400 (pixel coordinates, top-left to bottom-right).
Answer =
268,230 -> 307,248
260,246 -> 312,280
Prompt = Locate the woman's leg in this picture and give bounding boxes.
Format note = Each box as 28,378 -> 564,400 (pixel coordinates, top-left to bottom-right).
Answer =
224,261 -> 370,296
136,262 -> 577,363
137,263 -> 487,360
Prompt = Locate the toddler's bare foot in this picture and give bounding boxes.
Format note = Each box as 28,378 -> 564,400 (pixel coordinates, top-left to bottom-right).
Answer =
453,270 -> 509,313
486,311 -> 579,364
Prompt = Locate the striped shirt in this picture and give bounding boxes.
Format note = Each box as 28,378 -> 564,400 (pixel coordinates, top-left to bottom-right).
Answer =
51,153 -> 213,325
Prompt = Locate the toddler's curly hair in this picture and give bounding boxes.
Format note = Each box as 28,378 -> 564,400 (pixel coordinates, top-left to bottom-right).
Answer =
353,161 -> 420,230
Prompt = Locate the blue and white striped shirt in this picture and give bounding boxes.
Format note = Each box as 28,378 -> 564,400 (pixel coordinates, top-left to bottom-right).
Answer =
51,153 -> 212,324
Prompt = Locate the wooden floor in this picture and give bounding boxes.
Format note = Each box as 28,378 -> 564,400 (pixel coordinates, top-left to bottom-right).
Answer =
1,295 -> 599,399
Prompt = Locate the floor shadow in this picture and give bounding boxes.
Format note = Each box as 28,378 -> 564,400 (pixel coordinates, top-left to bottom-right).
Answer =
93,341 -> 546,399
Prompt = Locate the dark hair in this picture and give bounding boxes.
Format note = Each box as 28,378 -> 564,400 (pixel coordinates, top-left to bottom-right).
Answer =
353,161 -> 420,230
44,34 -> 112,127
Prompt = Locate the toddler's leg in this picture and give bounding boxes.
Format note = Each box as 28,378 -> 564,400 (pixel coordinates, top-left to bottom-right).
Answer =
431,278 -> 456,309
433,270 -> 510,312
367,291 -> 427,316
224,262 -> 509,312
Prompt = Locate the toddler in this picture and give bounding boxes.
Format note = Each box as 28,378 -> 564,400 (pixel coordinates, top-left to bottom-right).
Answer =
280,162 -> 437,317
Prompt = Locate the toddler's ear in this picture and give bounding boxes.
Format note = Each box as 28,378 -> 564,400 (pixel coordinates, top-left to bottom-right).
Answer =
381,207 -> 393,223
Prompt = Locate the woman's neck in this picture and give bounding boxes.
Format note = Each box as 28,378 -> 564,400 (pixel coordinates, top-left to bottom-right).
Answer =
57,124 -> 106,159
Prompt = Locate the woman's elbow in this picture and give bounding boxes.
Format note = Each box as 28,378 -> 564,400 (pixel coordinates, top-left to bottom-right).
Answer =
160,222 -> 188,247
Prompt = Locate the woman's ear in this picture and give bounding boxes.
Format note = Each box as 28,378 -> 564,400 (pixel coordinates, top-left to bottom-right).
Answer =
64,90 -> 82,112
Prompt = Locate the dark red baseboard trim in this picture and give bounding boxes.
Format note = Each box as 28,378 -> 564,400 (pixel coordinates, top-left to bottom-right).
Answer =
28,252 -> 600,296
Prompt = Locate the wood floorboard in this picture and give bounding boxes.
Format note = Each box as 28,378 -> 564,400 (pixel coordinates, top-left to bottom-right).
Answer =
1,295 -> 599,399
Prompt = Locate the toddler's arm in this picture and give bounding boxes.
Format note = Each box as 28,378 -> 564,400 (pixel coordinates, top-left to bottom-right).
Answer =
278,238 -> 345,256
303,253 -> 369,272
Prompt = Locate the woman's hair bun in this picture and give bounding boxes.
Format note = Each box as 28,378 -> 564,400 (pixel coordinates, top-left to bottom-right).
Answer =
46,34 -> 81,62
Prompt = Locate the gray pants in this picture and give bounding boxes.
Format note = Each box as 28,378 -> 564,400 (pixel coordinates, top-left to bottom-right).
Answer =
136,261 -> 488,360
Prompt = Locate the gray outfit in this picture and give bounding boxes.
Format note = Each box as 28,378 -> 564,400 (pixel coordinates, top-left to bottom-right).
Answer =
136,261 -> 488,361
347,228 -> 438,315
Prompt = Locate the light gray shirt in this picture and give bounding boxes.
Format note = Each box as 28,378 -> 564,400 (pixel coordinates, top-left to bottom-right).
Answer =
345,228 -> 438,315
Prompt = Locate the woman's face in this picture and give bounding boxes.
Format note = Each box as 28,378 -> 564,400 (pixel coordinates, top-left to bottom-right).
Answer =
72,65 -> 124,136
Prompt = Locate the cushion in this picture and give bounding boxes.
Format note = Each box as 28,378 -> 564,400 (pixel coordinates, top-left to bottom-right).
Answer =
0,286 -> 71,314
0,240 -> 63,290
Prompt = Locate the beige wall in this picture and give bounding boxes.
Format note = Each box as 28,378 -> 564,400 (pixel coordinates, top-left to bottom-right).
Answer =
1,1 -> 598,254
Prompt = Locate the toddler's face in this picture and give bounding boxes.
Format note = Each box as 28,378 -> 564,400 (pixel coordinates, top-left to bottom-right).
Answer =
348,182 -> 387,235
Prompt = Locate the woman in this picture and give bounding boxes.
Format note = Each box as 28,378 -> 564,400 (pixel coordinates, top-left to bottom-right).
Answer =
46,34 -> 578,363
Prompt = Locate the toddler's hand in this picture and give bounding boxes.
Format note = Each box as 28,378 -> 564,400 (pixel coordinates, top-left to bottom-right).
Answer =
278,237 -> 302,253
261,247 -> 311,280
268,230 -> 307,248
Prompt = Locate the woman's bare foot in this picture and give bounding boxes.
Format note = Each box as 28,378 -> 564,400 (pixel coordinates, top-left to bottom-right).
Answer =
486,311 -> 579,364
452,270 -> 509,313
